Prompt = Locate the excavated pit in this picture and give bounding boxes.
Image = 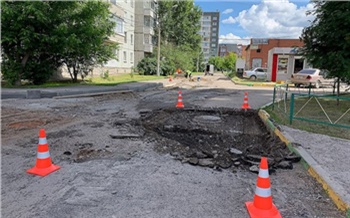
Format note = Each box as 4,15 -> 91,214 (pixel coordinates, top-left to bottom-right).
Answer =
141,107 -> 300,173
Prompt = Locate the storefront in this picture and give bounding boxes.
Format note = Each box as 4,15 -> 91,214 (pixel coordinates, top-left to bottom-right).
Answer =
267,47 -> 309,82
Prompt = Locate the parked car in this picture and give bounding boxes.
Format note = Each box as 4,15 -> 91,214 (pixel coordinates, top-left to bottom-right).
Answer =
242,67 -> 267,80
290,68 -> 335,88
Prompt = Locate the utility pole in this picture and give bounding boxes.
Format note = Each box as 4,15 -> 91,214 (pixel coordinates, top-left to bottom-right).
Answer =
156,21 -> 161,77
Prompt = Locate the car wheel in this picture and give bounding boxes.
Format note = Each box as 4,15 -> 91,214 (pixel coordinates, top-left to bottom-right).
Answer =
315,80 -> 321,89
249,75 -> 257,81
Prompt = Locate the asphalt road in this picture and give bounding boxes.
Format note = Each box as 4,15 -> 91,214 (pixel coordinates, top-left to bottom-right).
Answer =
1,74 -> 346,218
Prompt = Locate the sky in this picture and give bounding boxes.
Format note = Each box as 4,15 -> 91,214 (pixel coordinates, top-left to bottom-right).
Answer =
194,0 -> 315,45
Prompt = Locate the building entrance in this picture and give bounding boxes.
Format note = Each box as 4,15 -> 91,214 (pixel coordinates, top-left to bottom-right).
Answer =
294,58 -> 304,73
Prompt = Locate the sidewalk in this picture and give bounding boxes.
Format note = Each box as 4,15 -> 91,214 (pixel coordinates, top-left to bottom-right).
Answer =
259,110 -> 350,217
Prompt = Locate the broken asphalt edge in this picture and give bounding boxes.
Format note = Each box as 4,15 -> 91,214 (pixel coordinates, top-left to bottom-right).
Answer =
258,109 -> 350,217
52,83 -> 163,99
53,90 -> 134,99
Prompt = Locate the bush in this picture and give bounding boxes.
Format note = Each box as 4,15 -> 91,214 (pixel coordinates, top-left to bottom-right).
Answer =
1,59 -> 22,85
137,57 -> 157,75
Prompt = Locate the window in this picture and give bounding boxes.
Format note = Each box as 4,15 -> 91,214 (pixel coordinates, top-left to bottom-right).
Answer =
144,16 -> 153,27
131,34 -> 133,45
124,32 -> 127,43
114,16 -> 124,35
211,43 -> 216,47
130,52 -> 133,63
212,38 -> 216,42
203,21 -> 211,26
213,17 -> 217,21
130,15 -> 134,26
212,27 -> 217,31
123,51 -> 127,63
212,33 -> 216,37
213,22 -> 217,26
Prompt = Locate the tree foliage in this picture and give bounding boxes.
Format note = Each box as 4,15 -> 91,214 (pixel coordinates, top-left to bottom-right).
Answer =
223,52 -> 237,72
208,56 -> 224,71
208,53 -> 237,72
301,1 -> 350,94
156,0 -> 202,71
137,43 -> 196,76
136,56 -> 157,75
1,1 -> 117,85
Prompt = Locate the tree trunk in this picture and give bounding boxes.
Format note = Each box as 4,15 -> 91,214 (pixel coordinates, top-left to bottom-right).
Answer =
73,65 -> 78,83
66,63 -> 74,81
15,53 -> 31,86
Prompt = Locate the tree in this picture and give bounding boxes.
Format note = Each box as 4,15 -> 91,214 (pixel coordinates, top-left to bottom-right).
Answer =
1,1 -> 117,85
1,1 -> 67,85
58,1 -> 117,82
158,0 -> 202,51
223,52 -> 237,72
301,1 -> 350,97
208,56 -> 224,71
156,0 -> 202,71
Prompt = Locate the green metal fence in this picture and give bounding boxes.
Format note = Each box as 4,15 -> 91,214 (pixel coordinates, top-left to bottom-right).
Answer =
272,84 -> 350,129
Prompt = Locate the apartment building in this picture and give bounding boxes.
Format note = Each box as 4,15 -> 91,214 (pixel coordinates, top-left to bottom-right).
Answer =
199,12 -> 220,63
100,0 -> 135,75
134,0 -> 157,65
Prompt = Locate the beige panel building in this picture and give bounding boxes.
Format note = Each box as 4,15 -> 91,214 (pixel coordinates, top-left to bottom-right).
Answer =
96,0 -> 135,76
134,0 -> 157,66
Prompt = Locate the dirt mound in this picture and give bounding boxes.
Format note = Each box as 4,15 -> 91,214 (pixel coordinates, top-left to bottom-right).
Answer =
141,107 -> 300,172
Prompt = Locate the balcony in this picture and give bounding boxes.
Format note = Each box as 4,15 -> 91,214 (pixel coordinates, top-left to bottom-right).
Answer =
143,26 -> 154,35
144,8 -> 155,18
144,43 -> 153,53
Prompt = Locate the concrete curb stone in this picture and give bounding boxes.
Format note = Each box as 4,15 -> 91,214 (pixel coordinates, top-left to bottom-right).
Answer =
258,109 -> 350,217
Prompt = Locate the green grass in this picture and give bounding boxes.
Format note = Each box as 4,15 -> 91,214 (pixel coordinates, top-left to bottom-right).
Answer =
223,71 -> 274,85
88,74 -> 165,86
264,95 -> 350,140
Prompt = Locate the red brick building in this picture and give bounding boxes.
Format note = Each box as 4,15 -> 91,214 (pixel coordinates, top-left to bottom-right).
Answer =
244,38 -> 304,69
242,38 -> 306,82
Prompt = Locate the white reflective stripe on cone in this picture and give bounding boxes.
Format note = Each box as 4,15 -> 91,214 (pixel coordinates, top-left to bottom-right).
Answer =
255,187 -> 271,198
258,169 -> 269,178
39,138 -> 47,145
178,99 -> 183,102
37,151 -> 50,159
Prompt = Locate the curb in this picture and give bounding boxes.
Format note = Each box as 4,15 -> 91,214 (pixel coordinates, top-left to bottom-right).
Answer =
53,90 -> 134,99
258,109 -> 350,217
231,79 -> 277,87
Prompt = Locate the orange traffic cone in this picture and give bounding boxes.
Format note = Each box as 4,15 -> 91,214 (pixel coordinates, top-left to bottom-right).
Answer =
176,90 -> 184,108
27,129 -> 60,176
245,157 -> 282,218
241,92 -> 251,109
